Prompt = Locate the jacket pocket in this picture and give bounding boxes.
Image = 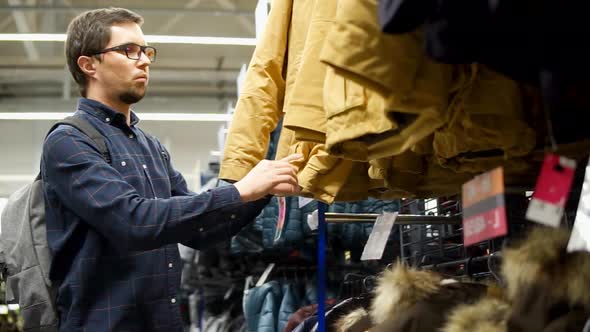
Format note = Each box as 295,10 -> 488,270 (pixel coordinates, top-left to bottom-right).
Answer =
6,265 -> 58,330
323,67 -> 366,120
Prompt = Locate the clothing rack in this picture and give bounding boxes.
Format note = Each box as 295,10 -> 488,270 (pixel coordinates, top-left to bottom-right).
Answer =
317,206 -> 465,330
324,213 -> 461,225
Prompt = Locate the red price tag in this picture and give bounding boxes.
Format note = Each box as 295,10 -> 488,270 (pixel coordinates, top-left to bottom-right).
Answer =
462,167 -> 507,246
273,197 -> 287,244
526,154 -> 576,227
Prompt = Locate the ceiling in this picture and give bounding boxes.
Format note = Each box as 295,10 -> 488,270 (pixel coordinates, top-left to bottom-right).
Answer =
0,0 -> 261,196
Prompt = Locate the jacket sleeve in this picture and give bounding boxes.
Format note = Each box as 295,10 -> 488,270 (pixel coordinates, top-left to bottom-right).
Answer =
156,142 -> 271,250
219,0 -> 293,182
43,127 -> 251,252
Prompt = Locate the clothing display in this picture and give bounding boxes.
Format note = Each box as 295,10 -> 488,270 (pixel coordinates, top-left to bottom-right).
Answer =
211,1 -> 590,330
221,0 -> 590,204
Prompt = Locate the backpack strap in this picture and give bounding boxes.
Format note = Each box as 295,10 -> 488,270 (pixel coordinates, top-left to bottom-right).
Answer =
46,115 -> 111,164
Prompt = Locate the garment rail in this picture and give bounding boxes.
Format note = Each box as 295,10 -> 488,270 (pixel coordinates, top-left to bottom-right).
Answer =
324,213 -> 461,224
316,209 -> 462,331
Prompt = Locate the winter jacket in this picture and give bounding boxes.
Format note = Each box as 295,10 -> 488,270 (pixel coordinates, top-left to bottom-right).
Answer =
503,227 -> 590,332
219,0 -> 367,204
320,0 -> 453,162
232,120 -> 306,252
244,281 -> 283,332
282,0 -> 337,143
278,284 -> 303,332
220,0 -> 311,181
368,263 -> 488,332
440,227 -> 590,332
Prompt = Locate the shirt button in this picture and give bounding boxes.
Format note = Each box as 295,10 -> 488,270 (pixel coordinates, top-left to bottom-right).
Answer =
231,214 -> 236,219
129,134 -> 134,139
121,161 -> 127,167
170,298 -> 176,304
168,263 -> 173,268
142,164 -> 147,169
105,117 -> 110,122
199,227 -> 204,232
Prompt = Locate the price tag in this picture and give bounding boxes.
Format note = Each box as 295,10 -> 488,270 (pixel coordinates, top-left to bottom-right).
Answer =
568,161 -> 590,253
298,196 -> 314,208
462,167 -> 507,246
526,154 -> 576,227
307,210 -> 319,231
273,197 -> 287,244
361,212 -> 398,261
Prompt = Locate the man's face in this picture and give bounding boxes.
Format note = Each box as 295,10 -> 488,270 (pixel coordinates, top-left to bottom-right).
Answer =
94,22 -> 150,105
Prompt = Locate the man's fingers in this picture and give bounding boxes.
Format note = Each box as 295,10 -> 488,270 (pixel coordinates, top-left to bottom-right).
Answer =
280,153 -> 303,163
274,166 -> 298,178
275,174 -> 298,186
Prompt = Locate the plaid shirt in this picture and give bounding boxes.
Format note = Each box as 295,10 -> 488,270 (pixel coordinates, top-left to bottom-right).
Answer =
41,98 -> 269,332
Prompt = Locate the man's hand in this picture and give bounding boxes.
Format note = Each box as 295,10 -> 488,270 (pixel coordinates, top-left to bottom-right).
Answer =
234,154 -> 303,202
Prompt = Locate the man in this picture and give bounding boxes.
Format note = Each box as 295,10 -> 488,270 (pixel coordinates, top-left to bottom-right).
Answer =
42,8 -> 300,331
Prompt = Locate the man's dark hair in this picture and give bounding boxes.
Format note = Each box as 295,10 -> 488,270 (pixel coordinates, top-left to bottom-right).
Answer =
65,8 -> 143,97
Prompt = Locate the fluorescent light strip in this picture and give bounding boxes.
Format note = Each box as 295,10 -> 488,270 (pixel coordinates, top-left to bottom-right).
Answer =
0,112 -> 231,121
0,33 -> 256,46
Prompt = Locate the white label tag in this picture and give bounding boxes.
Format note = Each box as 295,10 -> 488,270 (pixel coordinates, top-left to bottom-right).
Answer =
307,210 -> 319,231
298,196 -> 314,208
361,212 -> 398,261
256,263 -> 275,287
568,162 -> 590,253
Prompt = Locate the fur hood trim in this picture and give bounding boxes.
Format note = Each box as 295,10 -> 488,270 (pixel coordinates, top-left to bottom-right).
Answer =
441,294 -> 510,332
370,262 -> 442,325
334,308 -> 372,332
502,226 -> 590,308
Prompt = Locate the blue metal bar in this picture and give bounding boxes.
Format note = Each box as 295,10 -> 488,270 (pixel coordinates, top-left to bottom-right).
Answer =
317,202 -> 327,332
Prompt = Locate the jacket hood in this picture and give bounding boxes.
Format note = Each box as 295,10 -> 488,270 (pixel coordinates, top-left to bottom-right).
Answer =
334,308 -> 372,332
441,297 -> 509,332
502,226 -> 590,308
441,286 -> 510,332
370,262 -> 442,325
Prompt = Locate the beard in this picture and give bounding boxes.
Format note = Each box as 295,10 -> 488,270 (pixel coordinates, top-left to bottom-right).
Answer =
118,86 -> 145,105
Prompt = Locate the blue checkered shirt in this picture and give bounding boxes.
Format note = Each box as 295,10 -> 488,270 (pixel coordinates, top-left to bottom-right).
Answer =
41,98 -> 268,331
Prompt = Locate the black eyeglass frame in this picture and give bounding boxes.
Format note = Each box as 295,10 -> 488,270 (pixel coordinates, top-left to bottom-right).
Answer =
91,43 -> 157,62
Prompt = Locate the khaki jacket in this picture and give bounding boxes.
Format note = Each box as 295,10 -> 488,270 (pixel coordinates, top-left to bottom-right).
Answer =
320,0 -> 455,161
220,0 -> 313,181
220,0 -> 365,203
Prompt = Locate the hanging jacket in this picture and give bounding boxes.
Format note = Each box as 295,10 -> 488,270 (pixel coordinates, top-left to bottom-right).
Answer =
220,0 -> 312,181
432,64 -> 537,173
220,0 -> 370,204
502,227 -> 590,332
441,227 -> 590,332
320,0 -> 455,162
282,0 -> 338,143
231,120 -> 304,252
369,263 -> 488,332
278,283 -> 303,332
244,281 -> 283,332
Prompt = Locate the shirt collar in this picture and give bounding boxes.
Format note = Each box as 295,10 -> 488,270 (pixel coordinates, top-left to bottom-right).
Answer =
77,98 -> 140,126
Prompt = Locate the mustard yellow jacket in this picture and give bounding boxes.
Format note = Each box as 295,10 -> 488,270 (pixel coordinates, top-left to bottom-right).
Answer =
220,0 -> 312,181
221,0 -> 370,203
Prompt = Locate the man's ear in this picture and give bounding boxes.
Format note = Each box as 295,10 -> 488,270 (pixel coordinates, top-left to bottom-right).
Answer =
77,55 -> 98,78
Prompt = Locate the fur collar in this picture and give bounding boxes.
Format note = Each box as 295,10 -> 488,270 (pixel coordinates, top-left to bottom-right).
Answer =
502,226 -> 590,308
334,308 -> 372,332
370,262 -> 442,325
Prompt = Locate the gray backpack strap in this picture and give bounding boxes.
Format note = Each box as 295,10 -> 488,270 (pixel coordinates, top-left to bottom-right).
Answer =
46,115 -> 111,164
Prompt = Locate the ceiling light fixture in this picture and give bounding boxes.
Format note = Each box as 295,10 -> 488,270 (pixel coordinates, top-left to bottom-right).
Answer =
0,112 -> 232,122
0,33 -> 257,46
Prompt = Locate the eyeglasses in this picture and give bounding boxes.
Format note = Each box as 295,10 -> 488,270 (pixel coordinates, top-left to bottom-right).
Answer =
92,43 -> 157,62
